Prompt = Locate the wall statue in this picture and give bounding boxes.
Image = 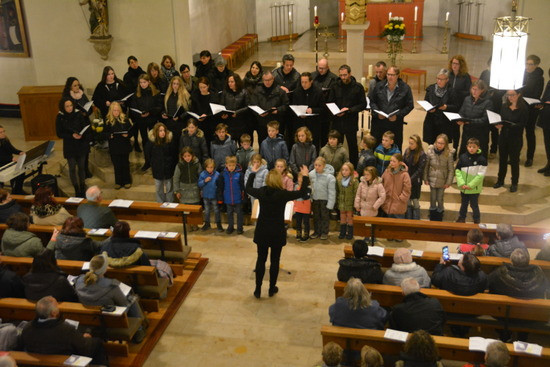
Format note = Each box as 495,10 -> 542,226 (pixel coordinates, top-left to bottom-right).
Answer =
79,0 -> 112,60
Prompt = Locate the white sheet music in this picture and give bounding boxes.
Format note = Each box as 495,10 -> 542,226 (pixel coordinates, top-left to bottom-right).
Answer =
134,230 -> 161,239
417,100 -> 436,111
88,228 -> 108,236
326,103 -> 344,115
373,109 -> 399,118
160,202 -> 179,208
159,232 -> 178,238
209,103 -> 235,115
109,199 -> 133,208
83,100 -> 94,112
449,253 -> 463,261
384,328 -> 409,342
64,355 -> 92,366
102,306 -> 127,315
469,337 -> 499,352
367,246 -> 385,257
118,282 -> 132,296
523,97 -> 541,105
487,110 -> 502,125
410,249 -> 424,257
249,105 -> 267,115
443,112 -> 462,121
186,111 -> 201,119
81,262 -> 90,271
65,197 -> 84,204
289,105 -> 317,117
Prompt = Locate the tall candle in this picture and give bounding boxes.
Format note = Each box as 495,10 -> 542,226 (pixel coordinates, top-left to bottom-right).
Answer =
314,6 -> 317,17
289,11 -> 292,22
389,12 -> 392,20
361,77 -> 367,88
341,12 -> 344,22
414,6 -> 418,21
446,12 -> 450,21
368,64 -> 373,78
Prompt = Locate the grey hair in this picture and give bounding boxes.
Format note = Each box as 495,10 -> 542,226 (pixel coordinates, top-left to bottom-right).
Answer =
485,341 -> 510,367
0,356 -> 17,367
343,278 -> 371,310
401,277 -> 420,296
36,296 -> 58,319
86,185 -> 101,201
437,68 -> 450,78
496,223 -> 514,240
510,248 -> 530,266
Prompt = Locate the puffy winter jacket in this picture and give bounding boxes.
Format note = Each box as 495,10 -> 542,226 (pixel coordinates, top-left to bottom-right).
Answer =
179,128 -> 208,163
403,149 -> 427,186
357,149 -> 376,176
319,143 -> 349,175
289,142 -> 317,175
488,263 -> 549,299
336,176 -> 359,211
455,149 -> 487,194
244,161 -> 268,198
198,170 -> 220,200
374,143 -> 400,176
173,156 -> 202,204
423,145 -> 455,188
260,133 -> 289,169
236,146 -> 255,172
337,257 -> 383,284
486,236 -> 526,258
354,177 -> 386,217
381,165 -> 411,215
431,263 -> 487,296
217,165 -> 244,205
211,135 -> 237,170
309,164 -> 336,209
146,130 -> 174,180
1,229 -> 43,257
46,233 -> 102,261
383,262 -> 431,288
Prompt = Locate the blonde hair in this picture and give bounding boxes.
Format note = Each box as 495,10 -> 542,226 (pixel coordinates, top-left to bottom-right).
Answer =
337,162 -> 355,180
250,153 -> 262,165
361,345 -> 384,367
105,102 -> 127,126
322,342 -> 343,367
294,126 -> 312,143
265,169 -> 283,189
203,158 -> 215,169
315,156 -> 326,166
343,278 -> 371,310
435,133 -> 451,157
225,156 -> 237,165
83,255 -> 106,286
164,76 -> 191,111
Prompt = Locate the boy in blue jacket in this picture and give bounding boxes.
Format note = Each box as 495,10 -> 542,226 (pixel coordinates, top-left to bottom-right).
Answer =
198,158 -> 222,232
216,156 -> 244,234
374,131 -> 401,175
455,138 -> 487,224
260,121 -> 289,169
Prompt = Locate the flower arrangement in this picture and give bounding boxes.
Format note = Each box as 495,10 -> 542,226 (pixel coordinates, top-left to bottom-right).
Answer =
380,17 -> 406,39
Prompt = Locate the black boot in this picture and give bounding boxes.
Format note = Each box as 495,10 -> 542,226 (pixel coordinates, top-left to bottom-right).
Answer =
435,210 -> 444,222
429,209 -> 437,221
295,229 -> 302,241
413,207 -> 421,220
301,231 -> 309,242
346,225 -> 354,240
338,224 -> 347,239
405,205 -> 414,219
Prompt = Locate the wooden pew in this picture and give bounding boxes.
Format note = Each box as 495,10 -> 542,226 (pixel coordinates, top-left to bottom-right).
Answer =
0,223 -> 187,264
353,217 -> 547,249
342,245 -> 550,277
0,298 -> 141,357
333,282 -> 550,335
11,195 -> 203,247
321,326 -> 550,367
5,351 -> 71,367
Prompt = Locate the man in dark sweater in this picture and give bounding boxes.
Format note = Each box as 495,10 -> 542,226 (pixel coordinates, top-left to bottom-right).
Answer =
389,277 -> 445,335
77,186 -> 117,229
21,296 -> 109,365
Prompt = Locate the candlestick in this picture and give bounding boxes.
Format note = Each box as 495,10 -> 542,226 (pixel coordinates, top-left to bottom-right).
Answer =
289,11 -> 292,22
314,5 -> 317,17
313,19 -> 320,63
414,6 -> 418,21
446,11 -> 449,21
389,12 -> 392,20
341,12 -> 344,22
339,16 -> 344,52
368,64 -> 373,78
288,17 -> 294,51
411,20 -> 418,53
441,19 -> 449,54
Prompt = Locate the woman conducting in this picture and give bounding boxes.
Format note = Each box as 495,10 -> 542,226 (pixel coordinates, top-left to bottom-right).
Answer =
246,165 -> 310,298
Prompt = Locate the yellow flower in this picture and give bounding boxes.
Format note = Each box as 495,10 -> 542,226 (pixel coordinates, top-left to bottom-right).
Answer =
385,24 -> 389,29
389,25 -> 393,30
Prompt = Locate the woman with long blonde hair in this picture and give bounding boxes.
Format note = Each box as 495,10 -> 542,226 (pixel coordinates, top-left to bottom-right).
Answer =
162,76 -> 190,156
105,102 -> 133,189
129,74 -> 161,158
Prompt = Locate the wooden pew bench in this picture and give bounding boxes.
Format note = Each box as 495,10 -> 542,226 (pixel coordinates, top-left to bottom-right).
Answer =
4,351 -> 71,367
12,195 -> 203,247
333,282 -> 550,336
342,245 -> 550,277
0,298 -> 142,357
321,326 -> 550,367
353,217 -> 547,249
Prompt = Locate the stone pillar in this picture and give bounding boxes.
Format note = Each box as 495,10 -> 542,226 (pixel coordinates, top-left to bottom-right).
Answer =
172,0 -> 193,68
342,22 -> 370,77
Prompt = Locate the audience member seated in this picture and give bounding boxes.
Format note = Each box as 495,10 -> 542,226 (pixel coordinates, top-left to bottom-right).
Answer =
22,249 -> 77,302
29,187 -> 71,226
1,213 -> 43,257
76,186 -> 117,229
101,221 -> 150,267
488,248 -> 548,299
431,253 -> 487,296
395,330 -> 443,367
383,248 -> 430,288
486,223 -> 526,258
337,240 -> 383,284
329,277 -> 387,330
317,342 -> 343,367
360,345 -> 383,367
20,296 -> 109,366
0,259 -> 24,298
458,228 -> 489,254
536,240 -> 550,261
462,341 -> 510,367
389,278 -> 445,335
0,356 -> 17,367
0,189 -> 22,223
46,216 -> 101,261
74,253 -> 147,343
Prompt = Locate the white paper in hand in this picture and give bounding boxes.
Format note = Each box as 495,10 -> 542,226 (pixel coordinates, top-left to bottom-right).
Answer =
326,103 -> 344,115
367,246 -> 385,257
417,100 -> 436,111
249,105 -> 267,115
443,112 -> 462,121
523,97 -> 541,105
65,319 -> 79,329
384,328 -> 409,342
289,105 -> 317,117
118,282 -> 132,296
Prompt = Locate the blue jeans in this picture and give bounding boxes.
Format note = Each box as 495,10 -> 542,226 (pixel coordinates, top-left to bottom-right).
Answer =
459,193 -> 480,222
203,198 -> 221,224
226,203 -> 243,230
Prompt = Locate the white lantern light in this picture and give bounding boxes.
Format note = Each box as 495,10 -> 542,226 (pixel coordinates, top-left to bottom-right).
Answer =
490,14 -> 530,90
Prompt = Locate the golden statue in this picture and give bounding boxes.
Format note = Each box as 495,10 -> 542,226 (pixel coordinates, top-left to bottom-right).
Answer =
345,0 -> 367,25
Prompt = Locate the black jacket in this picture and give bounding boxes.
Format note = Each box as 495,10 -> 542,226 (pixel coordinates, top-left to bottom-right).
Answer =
92,81 -> 129,119
273,66 -> 301,94
488,263 -> 548,299
370,79 -> 414,128
246,173 -> 308,247
389,292 -> 446,335
357,149 -> 376,176
243,72 -> 262,94
23,271 -> 78,302
129,88 -> 162,128
431,263 -> 487,296
422,83 -> 459,144
486,236 -> 526,258
0,138 -> 21,166
218,88 -> 250,136
146,134 -> 175,180
0,200 -> 23,223
337,257 -> 383,284
101,237 -> 150,266
540,81 -> 550,128
449,72 -> 472,109
123,66 -> 145,94
105,118 -> 133,155
459,95 -> 493,141
329,77 -> 368,132
0,266 -> 24,298
208,68 -> 234,93
179,128 -> 209,163
403,150 -> 427,186
249,84 -> 289,127
194,59 -> 215,79
312,69 -> 338,91
522,67 -> 544,99
499,102 -> 528,142
291,84 -> 325,125
56,111 -> 90,158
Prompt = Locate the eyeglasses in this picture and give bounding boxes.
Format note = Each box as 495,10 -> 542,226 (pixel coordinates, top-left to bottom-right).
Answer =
436,77 -> 448,81
452,62 -> 460,65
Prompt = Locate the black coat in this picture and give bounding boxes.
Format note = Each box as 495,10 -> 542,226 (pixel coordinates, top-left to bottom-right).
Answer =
329,78 -> 368,132
23,271 -> 78,302
389,292 -> 446,335
208,68 -> 233,93
105,118 -> 133,155
337,257 -> 383,284
0,138 -> 21,166
129,88 -> 162,128
370,79 -> 414,129
92,81 -> 129,119
56,111 -> 90,158
311,69 -> 338,92
190,90 -> 218,137
0,200 -> 22,223
486,236 -> 526,258
249,84 -> 289,128
422,83 -> 459,144
218,88 -> 250,138
146,138 -> 174,180
123,66 -> 145,94
0,266 -> 24,298
152,77 -> 169,96
291,84 -> 325,126
179,128 -> 209,163
243,72 -> 262,94
246,173 -> 309,247
431,263 -> 487,296
538,80 -> 550,127
522,67 -> 544,99
449,72 -> 472,109
273,66 -> 301,94
101,237 -> 150,266
488,263 -> 549,299
459,95 -> 493,144
499,102 -> 528,142
479,69 -> 506,113
194,59 -> 215,78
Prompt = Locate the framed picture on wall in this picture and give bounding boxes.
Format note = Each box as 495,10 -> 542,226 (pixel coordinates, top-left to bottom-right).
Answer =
0,0 -> 30,57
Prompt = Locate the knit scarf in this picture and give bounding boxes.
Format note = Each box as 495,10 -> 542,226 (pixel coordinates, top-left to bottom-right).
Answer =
434,85 -> 447,98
